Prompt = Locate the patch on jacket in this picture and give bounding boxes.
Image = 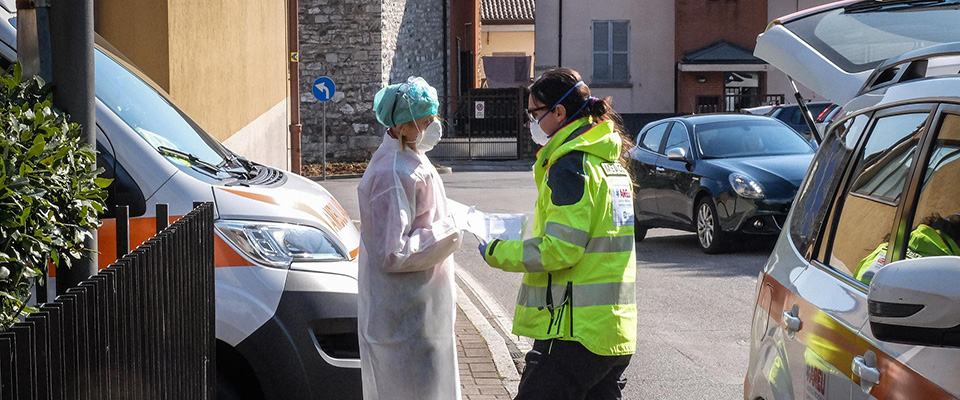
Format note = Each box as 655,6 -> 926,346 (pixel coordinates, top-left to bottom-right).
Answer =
548,152 -> 586,206
611,178 -> 634,227
601,163 -> 628,177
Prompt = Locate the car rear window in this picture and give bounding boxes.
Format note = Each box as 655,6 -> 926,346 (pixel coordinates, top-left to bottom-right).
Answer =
785,2 -> 960,73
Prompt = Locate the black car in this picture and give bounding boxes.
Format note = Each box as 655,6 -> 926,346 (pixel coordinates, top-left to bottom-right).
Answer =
767,102 -> 835,140
629,114 -> 815,253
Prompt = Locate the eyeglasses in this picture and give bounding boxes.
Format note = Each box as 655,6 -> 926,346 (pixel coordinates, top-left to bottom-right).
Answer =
526,105 -> 549,123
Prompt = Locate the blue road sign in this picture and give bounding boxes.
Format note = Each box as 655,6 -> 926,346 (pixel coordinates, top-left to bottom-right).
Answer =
312,76 -> 336,102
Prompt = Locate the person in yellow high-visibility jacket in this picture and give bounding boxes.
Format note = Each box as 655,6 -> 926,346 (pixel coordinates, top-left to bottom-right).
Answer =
479,68 -> 637,400
855,213 -> 960,284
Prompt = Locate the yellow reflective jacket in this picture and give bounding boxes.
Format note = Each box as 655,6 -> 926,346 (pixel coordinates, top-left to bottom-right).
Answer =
482,117 -> 637,356
855,224 -> 960,284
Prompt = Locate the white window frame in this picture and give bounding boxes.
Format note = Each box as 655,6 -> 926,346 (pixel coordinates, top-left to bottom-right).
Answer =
592,20 -> 630,84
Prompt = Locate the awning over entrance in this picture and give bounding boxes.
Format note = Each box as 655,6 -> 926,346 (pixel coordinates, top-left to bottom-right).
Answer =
678,40 -> 768,72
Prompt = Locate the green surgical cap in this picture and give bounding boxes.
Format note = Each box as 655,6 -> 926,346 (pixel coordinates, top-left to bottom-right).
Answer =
373,76 -> 439,128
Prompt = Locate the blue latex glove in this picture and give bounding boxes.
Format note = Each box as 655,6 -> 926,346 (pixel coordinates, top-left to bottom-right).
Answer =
478,241 -> 488,260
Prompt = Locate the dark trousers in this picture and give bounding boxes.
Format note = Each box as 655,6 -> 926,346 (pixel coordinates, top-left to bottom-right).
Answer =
514,339 -> 632,400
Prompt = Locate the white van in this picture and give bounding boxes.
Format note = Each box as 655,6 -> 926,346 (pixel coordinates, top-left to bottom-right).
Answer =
0,5 -> 362,399
745,1 -> 960,399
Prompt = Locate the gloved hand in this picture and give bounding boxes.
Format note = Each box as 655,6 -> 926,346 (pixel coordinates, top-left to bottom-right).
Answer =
478,241 -> 488,260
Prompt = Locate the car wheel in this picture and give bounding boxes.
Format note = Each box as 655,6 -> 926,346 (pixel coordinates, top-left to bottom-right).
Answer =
696,198 -> 727,254
218,369 -> 262,400
635,227 -> 647,242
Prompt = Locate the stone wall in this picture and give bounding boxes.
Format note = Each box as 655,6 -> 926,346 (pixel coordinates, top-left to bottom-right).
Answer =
383,0 -> 446,97
299,0 -> 447,163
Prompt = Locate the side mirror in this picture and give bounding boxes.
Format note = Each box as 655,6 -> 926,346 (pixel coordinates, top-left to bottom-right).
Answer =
867,256 -> 960,347
666,147 -> 689,163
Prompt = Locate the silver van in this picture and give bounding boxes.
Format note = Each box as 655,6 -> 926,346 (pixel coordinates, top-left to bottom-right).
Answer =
0,4 -> 362,399
745,1 -> 960,399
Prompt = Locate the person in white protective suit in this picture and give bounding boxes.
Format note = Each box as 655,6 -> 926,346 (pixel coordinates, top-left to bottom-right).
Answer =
357,76 -> 463,400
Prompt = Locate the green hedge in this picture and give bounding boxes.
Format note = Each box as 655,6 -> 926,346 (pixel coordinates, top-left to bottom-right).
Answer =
0,64 -> 108,328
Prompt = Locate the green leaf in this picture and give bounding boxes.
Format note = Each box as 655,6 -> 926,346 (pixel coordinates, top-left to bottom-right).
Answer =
12,62 -> 21,85
21,267 -> 38,279
94,178 -> 112,188
26,135 -> 45,158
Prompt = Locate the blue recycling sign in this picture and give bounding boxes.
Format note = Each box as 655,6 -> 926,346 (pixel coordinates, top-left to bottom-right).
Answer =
312,76 -> 336,102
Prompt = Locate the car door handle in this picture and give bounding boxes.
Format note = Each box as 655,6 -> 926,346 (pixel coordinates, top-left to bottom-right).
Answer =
655,166 -> 666,173
782,310 -> 802,333
852,351 -> 881,394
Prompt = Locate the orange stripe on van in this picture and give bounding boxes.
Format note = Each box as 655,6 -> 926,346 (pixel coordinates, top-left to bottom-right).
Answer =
214,235 -> 252,267
96,216 -> 182,271
218,187 -> 342,229
758,273 -> 958,399
218,187 -> 360,257
45,215 -> 255,278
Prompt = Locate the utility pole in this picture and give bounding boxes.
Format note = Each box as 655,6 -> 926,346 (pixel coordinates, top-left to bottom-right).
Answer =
18,0 -> 98,294
287,0 -> 302,174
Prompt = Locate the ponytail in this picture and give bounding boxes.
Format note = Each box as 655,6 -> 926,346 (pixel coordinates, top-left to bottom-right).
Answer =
585,96 -> 633,172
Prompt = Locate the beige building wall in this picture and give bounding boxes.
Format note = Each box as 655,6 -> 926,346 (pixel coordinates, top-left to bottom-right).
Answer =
95,0 -> 170,90
95,0 -> 291,169
534,0 -> 675,114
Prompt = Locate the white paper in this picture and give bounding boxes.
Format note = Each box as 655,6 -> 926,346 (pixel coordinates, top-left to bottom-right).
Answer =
483,213 -> 527,242
447,199 -> 528,244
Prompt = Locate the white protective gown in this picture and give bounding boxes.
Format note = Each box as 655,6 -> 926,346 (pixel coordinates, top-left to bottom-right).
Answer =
357,135 -> 463,400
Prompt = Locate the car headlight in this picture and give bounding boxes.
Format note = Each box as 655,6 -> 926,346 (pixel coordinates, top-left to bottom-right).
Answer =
729,173 -> 765,199
215,220 -> 347,268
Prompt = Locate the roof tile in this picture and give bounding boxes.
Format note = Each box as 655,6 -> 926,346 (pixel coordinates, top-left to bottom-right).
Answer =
481,0 -> 535,23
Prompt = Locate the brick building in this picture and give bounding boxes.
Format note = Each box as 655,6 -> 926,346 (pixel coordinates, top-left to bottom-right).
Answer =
534,0 -> 833,122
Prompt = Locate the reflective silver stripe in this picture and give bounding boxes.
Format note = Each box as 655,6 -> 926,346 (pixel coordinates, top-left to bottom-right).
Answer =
585,236 -> 635,254
522,238 -> 545,272
517,281 -> 636,308
544,222 -> 589,248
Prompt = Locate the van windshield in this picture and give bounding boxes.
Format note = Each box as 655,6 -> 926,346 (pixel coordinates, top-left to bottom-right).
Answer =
786,2 -> 960,73
94,49 -> 230,169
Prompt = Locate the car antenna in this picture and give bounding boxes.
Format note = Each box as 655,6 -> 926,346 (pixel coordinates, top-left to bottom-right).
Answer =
789,76 -> 823,144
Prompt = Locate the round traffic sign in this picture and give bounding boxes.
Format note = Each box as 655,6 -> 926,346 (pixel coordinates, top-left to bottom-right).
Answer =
312,76 -> 336,102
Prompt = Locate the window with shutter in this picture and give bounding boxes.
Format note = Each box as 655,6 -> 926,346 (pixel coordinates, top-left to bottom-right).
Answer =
592,21 -> 630,84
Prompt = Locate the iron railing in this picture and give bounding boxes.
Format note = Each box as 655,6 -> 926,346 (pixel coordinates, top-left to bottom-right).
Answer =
431,87 -> 531,160
0,202 -> 216,399
697,94 -> 787,114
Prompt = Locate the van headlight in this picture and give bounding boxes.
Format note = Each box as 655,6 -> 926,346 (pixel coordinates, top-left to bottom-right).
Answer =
729,173 -> 765,199
215,220 -> 347,268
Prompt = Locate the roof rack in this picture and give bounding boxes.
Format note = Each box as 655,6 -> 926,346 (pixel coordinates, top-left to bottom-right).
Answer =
860,42 -> 960,95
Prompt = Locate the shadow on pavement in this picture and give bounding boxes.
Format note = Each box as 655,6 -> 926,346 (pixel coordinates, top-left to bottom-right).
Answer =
634,231 -> 775,278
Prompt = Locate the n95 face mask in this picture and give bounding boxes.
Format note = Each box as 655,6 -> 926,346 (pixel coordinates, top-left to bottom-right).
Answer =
416,120 -> 443,152
530,120 -> 550,146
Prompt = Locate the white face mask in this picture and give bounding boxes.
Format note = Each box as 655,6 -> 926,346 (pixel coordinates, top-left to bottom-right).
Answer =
530,120 -> 550,146
407,119 -> 443,153
417,120 -> 443,152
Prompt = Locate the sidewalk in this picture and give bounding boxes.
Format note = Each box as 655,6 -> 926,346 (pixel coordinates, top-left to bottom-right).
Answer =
456,284 -> 521,399
457,307 -> 514,400
434,159 -> 534,173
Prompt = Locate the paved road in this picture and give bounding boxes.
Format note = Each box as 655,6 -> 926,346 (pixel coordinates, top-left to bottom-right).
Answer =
320,170 -> 772,399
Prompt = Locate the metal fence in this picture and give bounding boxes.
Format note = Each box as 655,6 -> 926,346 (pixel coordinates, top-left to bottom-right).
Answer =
697,94 -> 787,114
431,87 -> 533,160
0,203 -> 216,400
